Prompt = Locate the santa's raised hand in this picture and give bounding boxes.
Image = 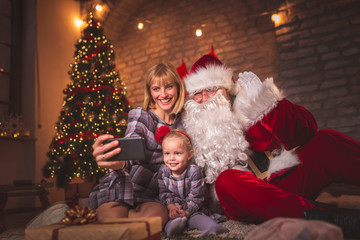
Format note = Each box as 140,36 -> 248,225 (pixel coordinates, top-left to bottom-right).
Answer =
237,71 -> 263,100
233,71 -> 283,129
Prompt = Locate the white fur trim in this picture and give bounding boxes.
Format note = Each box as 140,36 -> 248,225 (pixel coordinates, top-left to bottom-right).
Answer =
267,150 -> 300,179
233,77 -> 283,129
184,64 -> 234,95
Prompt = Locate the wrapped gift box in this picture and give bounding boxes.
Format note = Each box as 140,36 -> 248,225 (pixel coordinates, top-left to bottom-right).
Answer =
25,217 -> 162,240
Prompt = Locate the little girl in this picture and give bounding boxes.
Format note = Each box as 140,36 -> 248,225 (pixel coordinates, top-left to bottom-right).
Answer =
155,126 -> 229,237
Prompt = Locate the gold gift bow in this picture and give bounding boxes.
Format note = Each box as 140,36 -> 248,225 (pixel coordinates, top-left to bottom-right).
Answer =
61,206 -> 97,225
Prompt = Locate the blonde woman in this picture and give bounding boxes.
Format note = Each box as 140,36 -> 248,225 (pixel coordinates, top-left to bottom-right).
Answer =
90,63 -> 185,227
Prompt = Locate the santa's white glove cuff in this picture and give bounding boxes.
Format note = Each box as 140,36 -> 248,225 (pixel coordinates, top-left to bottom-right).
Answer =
237,71 -> 263,99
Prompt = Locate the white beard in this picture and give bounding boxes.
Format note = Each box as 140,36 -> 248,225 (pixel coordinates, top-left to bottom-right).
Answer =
182,91 -> 249,184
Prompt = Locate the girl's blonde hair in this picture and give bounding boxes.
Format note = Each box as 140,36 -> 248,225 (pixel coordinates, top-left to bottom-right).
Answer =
143,63 -> 185,115
162,129 -> 193,153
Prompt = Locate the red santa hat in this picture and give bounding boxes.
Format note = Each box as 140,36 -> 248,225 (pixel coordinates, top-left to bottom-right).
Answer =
184,54 -> 240,96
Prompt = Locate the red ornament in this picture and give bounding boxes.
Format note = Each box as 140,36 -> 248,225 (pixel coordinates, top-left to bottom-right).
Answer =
94,102 -> 98,106
77,101 -> 83,108
155,126 -> 171,144
85,130 -> 92,139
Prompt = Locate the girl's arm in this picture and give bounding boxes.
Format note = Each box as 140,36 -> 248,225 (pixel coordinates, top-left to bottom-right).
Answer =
158,167 -> 177,208
184,166 -> 206,215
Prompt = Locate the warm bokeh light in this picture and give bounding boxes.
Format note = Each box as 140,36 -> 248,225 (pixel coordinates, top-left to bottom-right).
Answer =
95,4 -> 103,12
138,22 -> 144,29
75,18 -> 84,28
196,29 -> 202,37
271,14 -> 280,24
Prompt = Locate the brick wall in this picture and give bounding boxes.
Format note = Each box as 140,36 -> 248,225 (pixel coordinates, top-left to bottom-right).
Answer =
82,0 -> 360,141
274,0 -> 360,140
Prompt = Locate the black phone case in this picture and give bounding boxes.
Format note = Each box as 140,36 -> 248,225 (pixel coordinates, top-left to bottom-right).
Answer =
103,137 -> 146,161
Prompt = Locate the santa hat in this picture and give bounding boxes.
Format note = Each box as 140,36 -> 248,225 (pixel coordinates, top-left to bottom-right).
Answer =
184,54 -> 240,96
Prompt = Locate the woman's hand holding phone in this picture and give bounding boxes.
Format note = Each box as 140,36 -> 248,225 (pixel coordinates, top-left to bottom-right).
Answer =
92,134 -> 125,170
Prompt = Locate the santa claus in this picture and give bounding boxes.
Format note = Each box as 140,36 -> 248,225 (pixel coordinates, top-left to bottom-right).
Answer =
182,54 -> 360,239
182,55 -> 301,185
182,55 -> 249,185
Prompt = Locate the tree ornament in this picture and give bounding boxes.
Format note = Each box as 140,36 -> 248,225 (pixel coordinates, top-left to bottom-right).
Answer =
120,118 -> 127,126
84,96 -> 91,104
77,101 -> 83,108
88,114 -> 94,121
114,82 -> 121,90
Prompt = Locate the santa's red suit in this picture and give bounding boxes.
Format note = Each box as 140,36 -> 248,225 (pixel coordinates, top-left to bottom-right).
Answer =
215,72 -> 360,223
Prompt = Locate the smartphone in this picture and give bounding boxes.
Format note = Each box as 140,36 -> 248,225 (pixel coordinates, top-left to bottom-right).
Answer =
103,136 -> 146,161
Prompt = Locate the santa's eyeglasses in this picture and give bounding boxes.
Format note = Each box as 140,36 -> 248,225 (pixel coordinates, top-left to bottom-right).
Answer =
192,87 -> 220,100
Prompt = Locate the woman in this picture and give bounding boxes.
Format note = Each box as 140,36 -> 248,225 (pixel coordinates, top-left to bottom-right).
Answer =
89,63 -> 185,226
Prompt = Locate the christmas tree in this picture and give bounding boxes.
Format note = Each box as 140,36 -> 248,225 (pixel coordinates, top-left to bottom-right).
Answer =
43,13 -> 131,187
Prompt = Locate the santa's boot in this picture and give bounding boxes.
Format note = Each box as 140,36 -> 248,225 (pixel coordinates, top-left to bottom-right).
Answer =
304,202 -> 360,238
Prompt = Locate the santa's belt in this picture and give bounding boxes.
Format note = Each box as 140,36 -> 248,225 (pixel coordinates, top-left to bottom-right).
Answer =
247,151 -> 273,179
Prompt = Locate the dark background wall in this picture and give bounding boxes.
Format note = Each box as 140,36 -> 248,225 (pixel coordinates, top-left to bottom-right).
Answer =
83,0 -> 360,140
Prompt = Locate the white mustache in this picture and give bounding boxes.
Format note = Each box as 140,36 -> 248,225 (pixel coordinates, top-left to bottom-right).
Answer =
185,90 -> 230,114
